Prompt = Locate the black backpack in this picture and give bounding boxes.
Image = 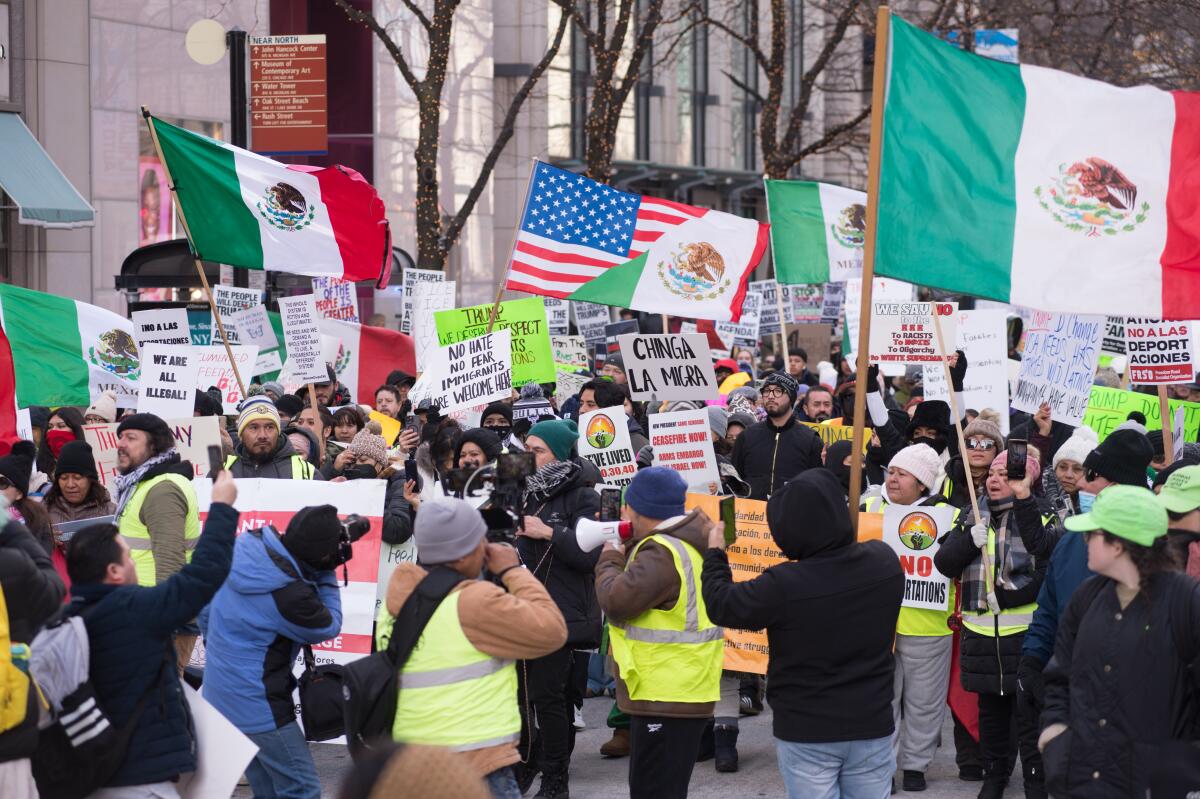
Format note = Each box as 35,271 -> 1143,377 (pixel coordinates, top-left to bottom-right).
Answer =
341,566 -> 465,760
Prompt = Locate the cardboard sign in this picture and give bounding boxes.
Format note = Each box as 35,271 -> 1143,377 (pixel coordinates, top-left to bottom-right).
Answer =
1125,318 -> 1194,384
84,415 -> 221,486
883,504 -> 954,611
543,297 -> 570,336
922,309 -> 1012,433
132,308 -> 191,347
578,407 -> 638,486
617,333 -> 720,401
551,335 -> 589,372
311,276 -> 360,322
277,294 -> 326,384
555,370 -> 591,406
715,290 -> 761,348
252,349 -> 283,377
136,344 -> 199,419
400,268 -> 448,334
791,324 -> 833,372
411,281 -> 458,372
224,305 -> 279,352
195,345 -> 259,412
424,330 -> 513,414
1013,311 -> 1104,426
436,297 -> 554,386
649,409 -> 720,492
869,301 -> 959,365
1082,385 -> 1200,442
573,301 -> 612,345
791,284 -> 824,324
1103,317 -> 1126,355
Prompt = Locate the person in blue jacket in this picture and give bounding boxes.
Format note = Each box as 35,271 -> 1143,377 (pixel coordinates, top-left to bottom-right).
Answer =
200,504 -> 345,799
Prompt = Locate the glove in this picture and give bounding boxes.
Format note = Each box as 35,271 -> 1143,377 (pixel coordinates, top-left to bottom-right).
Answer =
950,349 -> 968,392
867,363 -> 880,390
1018,655 -> 1046,706
986,591 -> 1002,614
971,522 -> 988,548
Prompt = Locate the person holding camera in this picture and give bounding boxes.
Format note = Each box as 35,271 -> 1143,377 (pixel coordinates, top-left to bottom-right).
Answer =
516,419 -> 602,798
378,497 -> 567,798
199,504 -> 347,799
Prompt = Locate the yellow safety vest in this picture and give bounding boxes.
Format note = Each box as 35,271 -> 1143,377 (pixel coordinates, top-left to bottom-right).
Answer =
961,521 -> 1042,637
117,472 -> 200,587
374,591 -> 519,751
608,533 -> 724,703
224,453 -> 315,479
863,495 -> 958,637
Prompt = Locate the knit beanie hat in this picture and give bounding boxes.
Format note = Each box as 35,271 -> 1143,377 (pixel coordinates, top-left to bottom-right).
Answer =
728,386 -> 760,406
962,418 -> 1004,452
27,407 -> 50,431
1084,428 -> 1154,486
54,440 -> 99,481
1147,429 -> 1165,458
0,441 -> 36,495
727,411 -> 757,433
707,406 -> 728,440
414,497 -> 487,565
275,394 -> 304,419
761,371 -> 799,403
993,447 -> 1042,483
527,419 -> 578,462
480,401 -> 513,426
455,428 -> 502,465
237,396 -> 281,437
1053,426 -> 1099,468
283,504 -> 344,571
519,383 -> 545,400
907,399 -> 951,437
624,466 -> 687,520
888,444 -> 943,492
85,390 -> 118,423
261,381 -> 286,398
347,420 -> 389,469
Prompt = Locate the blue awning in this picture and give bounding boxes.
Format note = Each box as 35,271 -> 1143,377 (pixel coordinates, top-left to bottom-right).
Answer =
0,112 -> 94,228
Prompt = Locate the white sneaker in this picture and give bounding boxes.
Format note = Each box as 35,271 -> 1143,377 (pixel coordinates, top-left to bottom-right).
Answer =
573,705 -> 586,730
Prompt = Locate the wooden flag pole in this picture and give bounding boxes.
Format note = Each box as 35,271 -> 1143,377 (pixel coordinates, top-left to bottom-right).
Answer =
661,313 -> 670,334
775,285 -> 790,364
1159,385 -> 1174,462
307,383 -> 324,447
847,5 -> 891,534
141,106 -> 247,400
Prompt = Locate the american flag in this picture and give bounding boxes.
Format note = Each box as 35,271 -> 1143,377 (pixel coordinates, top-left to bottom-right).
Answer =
505,161 -> 707,298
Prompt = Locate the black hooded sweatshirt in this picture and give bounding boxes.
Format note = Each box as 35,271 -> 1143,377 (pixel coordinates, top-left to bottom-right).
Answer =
701,470 -> 904,743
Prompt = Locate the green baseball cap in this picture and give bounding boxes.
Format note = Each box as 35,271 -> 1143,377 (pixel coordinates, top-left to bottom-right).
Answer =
1157,465 -> 1200,515
1063,484 -> 1168,546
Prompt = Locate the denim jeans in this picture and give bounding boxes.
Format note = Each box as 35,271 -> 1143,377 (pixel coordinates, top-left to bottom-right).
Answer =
485,766 -> 522,799
775,735 -> 895,799
245,722 -> 321,799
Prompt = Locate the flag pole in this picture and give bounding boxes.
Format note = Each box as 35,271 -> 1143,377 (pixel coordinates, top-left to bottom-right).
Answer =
762,179 -> 791,372
1159,384 -> 1174,462
141,107 -> 247,400
487,159 -> 541,333
848,5 -> 891,535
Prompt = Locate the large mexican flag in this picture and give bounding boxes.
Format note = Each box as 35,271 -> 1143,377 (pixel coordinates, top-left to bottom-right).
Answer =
148,115 -> 392,286
875,15 -> 1200,319
765,180 -> 866,284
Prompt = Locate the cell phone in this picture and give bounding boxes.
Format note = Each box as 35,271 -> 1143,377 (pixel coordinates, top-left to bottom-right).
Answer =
405,412 -> 424,439
1006,438 -> 1028,481
404,459 -> 419,483
600,488 -> 622,522
720,496 -> 737,547
207,445 -> 224,477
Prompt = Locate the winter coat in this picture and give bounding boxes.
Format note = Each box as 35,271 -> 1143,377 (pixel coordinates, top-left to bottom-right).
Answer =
1042,574 -> 1200,798
45,492 -> 116,528
199,525 -> 342,735
119,460 -> 198,586
865,417 -> 909,486
730,413 -> 824,500
627,416 -> 649,454
225,435 -> 324,480
69,502 -> 237,787
0,520 -> 66,763
1009,417 -> 1073,467
1023,533 -> 1093,668
595,509 -> 718,719
517,466 -> 602,647
382,474 -> 415,546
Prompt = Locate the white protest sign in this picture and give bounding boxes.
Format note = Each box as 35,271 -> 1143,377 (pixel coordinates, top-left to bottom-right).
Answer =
178,685 -> 258,799
555,370 -> 591,405
869,301 -> 959,365
131,308 -> 191,347
400,268 -> 447,334
573,301 -> 612,345
311,276 -> 360,322
224,305 -> 279,352
412,281 -> 457,371
1012,310 -> 1103,426
277,294 -> 326,384
820,282 -> 846,325
617,333 -> 720,402
195,345 -> 258,412
544,297 -> 570,336
15,408 -> 31,442
791,284 -> 824,324
1174,406 -> 1187,462
845,277 -> 915,376
252,349 -> 283,377
1102,317 -> 1126,356
211,285 -> 262,343
424,329 -> 513,413
578,407 -> 638,486
883,503 -> 955,611
648,408 -> 720,493
84,415 -> 220,486
136,344 -> 199,419
1125,318 -> 1194,385
552,335 -> 589,372
715,291 -> 761,348
752,280 -> 790,336
922,310 -> 1012,434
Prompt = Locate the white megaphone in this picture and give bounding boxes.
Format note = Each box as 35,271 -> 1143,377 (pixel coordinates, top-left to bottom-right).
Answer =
576,518 -> 633,552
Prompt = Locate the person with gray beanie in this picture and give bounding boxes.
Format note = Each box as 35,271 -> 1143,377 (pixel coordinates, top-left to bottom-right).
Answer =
376,497 -> 566,799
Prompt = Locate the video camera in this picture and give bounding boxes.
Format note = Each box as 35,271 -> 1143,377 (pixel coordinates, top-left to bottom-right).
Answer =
335,514 -> 372,568
442,451 -> 537,544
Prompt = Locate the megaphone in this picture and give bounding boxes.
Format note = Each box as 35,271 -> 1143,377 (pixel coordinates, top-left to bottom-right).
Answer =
576,518 -> 633,552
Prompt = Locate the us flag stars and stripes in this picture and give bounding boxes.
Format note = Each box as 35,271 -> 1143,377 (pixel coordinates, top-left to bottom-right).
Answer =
505,161 -> 705,298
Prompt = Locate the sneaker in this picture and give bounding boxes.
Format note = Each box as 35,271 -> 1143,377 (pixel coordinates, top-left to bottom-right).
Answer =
534,770 -> 569,799
600,728 -> 631,758
738,695 -> 761,716
572,705 -> 585,731
902,770 -> 926,791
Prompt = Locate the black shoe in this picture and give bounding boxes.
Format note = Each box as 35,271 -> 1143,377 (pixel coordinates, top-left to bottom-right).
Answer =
696,719 -> 715,762
514,762 -> 539,795
714,724 -> 739,773
976,779 -> 1007,799
958,765 -> 984,782
902,770 -> 926,791
534,770 -> 569,799
738,694 -> 761,716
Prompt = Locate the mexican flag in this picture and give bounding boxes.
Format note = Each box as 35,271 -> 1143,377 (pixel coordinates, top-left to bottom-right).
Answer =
875,14 -> 1200,319
764,180 -> 866,284
318,319 -> 415,402
148,115 -> 392,286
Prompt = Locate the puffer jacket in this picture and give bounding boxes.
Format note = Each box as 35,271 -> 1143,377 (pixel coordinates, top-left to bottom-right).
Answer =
517,465 -> 602,647
199,525 -> 341,735
225,435 -> 323,480
730,413 -> 824,499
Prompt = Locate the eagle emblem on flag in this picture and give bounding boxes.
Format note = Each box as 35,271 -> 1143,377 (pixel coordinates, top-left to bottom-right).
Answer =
257,182 -> 316,232
88,330 -> 141,380
658,241 -> 732,301
1034,158 -> 1149,237
831,204 -> 867,249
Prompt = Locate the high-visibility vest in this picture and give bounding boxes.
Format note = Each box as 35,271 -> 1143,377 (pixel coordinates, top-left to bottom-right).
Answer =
377,591 -> 520,751
961,521 -> 1043,637
117,472 -> 200,587
224,453 -> 315,479
608,533 -> 724,703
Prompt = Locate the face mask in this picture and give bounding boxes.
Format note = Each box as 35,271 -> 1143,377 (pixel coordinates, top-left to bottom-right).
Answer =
485,425 -> 512,441
47,429 -> 74,458
344,464 -> 378,481
911,434 -> 947,455
1078,490 -> 1096,513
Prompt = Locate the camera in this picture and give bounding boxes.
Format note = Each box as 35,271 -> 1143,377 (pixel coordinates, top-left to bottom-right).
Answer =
443,451 -> 537,544
331,514 -> 371,585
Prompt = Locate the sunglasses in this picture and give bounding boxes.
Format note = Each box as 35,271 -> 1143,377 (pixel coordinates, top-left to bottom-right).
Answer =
966,439 -> 996,451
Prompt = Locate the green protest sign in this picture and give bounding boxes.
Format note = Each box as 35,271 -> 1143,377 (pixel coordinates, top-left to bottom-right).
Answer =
1082,385 -> 1200,442
434,297 -> 554,386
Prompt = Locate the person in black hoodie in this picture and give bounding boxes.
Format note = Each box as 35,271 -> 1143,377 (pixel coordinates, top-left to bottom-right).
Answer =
730,372 -> 824,500
702,469 -> 904,798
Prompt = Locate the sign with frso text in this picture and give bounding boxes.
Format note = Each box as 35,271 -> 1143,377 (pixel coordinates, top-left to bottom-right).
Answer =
577,407 -> 638,486
649,409 -> 719,492
617,333 -> 719,401
869,302 -> 958,364
83,415 -> 220,486
1012,311 -> 1103,426
882,504 -> 954,611
1124,318 -> 1193,384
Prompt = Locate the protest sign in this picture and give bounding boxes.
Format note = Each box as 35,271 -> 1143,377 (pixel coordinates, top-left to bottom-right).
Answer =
368,410 -> 402,446
715,290 -> 761,348
883,504 -> 955,611
922,309 -> 1012,433
513,398 -> 555,423
178,685 -> 258,799
132,308 -> 191,347
1103,317 -> 1126,355
578,407 -> 638,486
751,280 -> 789,336
195,345 -> 258,411
552,335 -> 589,372
211,285 -> 261,342
573,301 -> 612,345
592,343 -> 607,367
679,321 -> 698,335
617,333 -> 720,401
544,297 -> 570,336
1013,311 -> 1103,426
137,344 -> 198,419
555,370 -> 591,405
424,330 -> 513,413
436,297 -> 553,386
820,281 -> 846,325
1125,318 -> 1194,384
224,305 -> 279,352
604,320 -> 639,354
844,277 -> 914,361
311,276 -> 359,322
277,294 -> 326,384
411,280 -> 457,371
801,421 -> 868,452
649,409 -> 720,492
1082,385 -> 1200,442
791,284 -> 824,324
84,415 -> 220,486
400,268 -> 447,334
252,349 -> 283,377
869,301 -> 958,365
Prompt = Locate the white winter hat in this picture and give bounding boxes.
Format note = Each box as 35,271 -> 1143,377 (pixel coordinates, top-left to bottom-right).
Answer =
1053,426 -> 1099,468
85,389 -> 118,423
888,443 -> 943,493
